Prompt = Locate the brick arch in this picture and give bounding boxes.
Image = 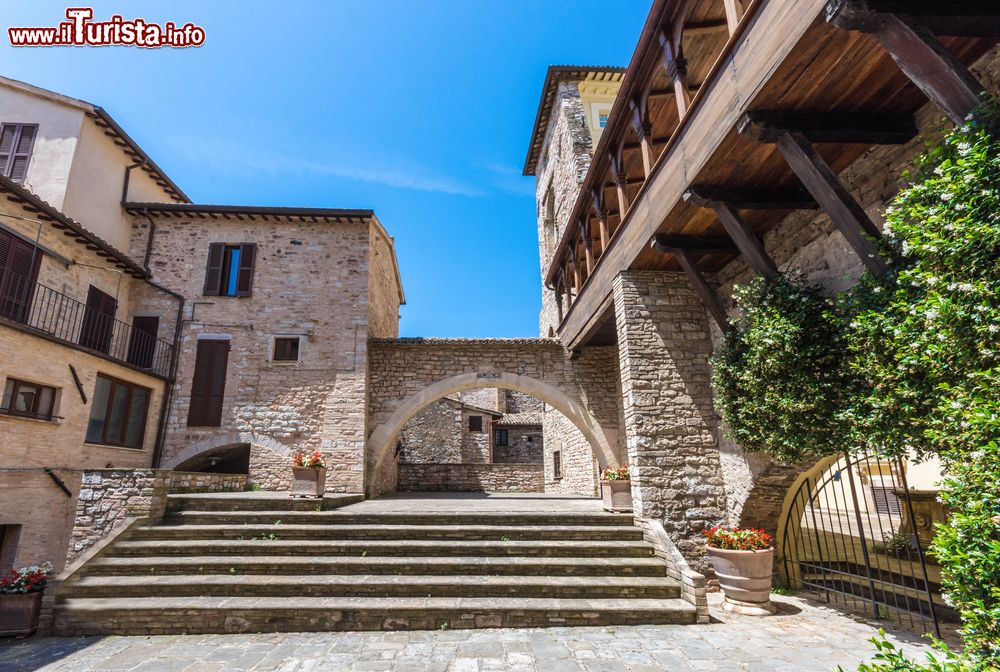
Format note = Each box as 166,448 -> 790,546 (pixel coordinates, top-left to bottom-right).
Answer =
366,339 -> 625,494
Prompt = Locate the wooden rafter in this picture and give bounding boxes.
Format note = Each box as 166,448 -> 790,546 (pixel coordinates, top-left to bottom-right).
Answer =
685,186 -> 817,210
737,110 -> 918,144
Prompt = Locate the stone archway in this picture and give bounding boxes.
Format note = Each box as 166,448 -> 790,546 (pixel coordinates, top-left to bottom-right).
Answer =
367,371 -> 620,495
161,432 -> 297,491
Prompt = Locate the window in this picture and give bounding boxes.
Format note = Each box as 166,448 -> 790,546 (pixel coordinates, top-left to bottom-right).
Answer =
272,337 -> 300,362
85,374 -> 150,448
0,228 -> 42,323
187,339 -> 230,427
553,450 -> 562,479
598,113 -> 609,128
493,429 -> 508,446
468,415 -> 483,432
0,124 -> 38,184
1,377 -> 56,420
204,243 -> 256,297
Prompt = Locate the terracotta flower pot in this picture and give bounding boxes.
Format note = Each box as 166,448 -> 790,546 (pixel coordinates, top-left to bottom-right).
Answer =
600,479 -> 632,513
706,546 -> 776,615
0,590 -> 43,637
290,467 -> 326,498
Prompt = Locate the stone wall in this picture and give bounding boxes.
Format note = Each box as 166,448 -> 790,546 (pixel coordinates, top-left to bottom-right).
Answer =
535,80 -> 595,339
66,469 -> 246,565
134,214 -> 389,494
543,408 -> 597,495
492,426 -> 543,464
366,338 -> 624,495
709,46 -> 1000,536
460,408 -> 492,463
399,398 -> 463,463
367,224 -> 403,340
613,271 -> 727,573
505,390 -> 542,414
398,463 -> 544,493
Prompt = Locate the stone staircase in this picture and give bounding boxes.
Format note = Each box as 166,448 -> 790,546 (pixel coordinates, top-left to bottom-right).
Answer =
52,493 -> 696,634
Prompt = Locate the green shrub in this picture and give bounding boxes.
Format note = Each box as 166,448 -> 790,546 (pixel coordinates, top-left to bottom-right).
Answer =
711,274 -> 855,462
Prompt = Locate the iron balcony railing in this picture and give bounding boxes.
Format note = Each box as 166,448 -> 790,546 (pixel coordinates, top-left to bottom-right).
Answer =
0,269 -> 174,378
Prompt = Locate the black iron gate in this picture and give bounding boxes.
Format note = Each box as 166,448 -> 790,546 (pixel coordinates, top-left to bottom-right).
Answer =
779,452 -> 945,637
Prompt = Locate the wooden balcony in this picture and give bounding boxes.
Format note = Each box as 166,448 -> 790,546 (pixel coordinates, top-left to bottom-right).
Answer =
546,0 -> 999,349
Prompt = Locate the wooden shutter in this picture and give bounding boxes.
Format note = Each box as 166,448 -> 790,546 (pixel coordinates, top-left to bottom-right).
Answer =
0,231 -> 41,322
127,316 -> 159,368
79,286 -> 117,353
236,243 -> 256,297
188,339 -> 229,427
0,125 -> 37,184
203,243 -> 225,296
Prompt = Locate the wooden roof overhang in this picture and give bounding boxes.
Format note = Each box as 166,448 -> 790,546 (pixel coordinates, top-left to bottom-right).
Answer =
123,202 -> 376,224
0,174 -> 149,278
547,0 -> 999,349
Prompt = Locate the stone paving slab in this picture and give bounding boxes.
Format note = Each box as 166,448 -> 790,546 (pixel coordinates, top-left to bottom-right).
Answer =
1,594 -> 937,671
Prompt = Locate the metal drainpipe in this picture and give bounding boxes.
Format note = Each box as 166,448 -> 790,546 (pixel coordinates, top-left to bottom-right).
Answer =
141,208 -> 157,270
149,278 -> 184,469
121,159 -> 147,205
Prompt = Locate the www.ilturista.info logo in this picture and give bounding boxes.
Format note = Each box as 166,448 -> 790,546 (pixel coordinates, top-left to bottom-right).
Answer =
8,8 -> 205,48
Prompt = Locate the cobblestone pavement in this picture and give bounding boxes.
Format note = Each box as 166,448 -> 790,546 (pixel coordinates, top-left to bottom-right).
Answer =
0,594 -> 936,672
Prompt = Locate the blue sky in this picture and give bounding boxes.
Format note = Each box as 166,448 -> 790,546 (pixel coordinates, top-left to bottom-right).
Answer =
1,1 -> 649,337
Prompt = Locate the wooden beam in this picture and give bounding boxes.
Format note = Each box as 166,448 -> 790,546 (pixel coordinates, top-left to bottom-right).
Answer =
685,186 -> 818,210
774,131 -> 890,275
652,234 -> 740,255
723,0 -> 746,34
628,98 -> 654,177
683,19 -> 730,36
650,241 -> 730,332
659,32 -> 692,117
580,219 -> 594,275
710,201 -> 780,278
825,0 -> 1000,37
737,110 -> 918,144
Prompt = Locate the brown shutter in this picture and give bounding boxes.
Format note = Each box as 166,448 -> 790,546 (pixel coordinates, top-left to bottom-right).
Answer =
79,285 -> 117,353
236,243 -> 256,297
0,126 -> 15,176
203,243 -> 225,296
8,125 -> 36,184
127,315 -> 159,368
187,338 -> 229,427
0,234 -> 41,322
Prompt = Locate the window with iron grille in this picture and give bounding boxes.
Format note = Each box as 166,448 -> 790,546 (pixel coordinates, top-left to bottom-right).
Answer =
553,450 -> 562,479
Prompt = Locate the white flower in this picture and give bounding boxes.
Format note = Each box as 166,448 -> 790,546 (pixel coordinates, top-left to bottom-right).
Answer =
940,192 -> 954,201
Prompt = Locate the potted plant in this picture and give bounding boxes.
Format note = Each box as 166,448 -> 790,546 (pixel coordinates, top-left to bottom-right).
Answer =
0,562 -> 53,637
290,449 -> 327,498
600,465 -> 632,513
704,527 -> 776,615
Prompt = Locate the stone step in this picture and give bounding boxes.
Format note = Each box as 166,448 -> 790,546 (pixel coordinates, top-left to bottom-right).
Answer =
85,554 -> 668,577
163,510 -> 633,527
165,493 -> 364,512
63,574 -> 681,600
53,596 -> 697,635
134,524 -> 644,542
109,538 -> 655,559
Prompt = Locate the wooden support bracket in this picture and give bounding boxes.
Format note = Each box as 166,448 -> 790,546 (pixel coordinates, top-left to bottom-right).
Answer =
774,131 -> 890,275
650,238 -> 730,331
710,202 -> 781,278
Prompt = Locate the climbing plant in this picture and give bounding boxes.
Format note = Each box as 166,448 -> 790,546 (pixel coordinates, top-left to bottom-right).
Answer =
845,110 -> 1000,669
711,274 -> 855,462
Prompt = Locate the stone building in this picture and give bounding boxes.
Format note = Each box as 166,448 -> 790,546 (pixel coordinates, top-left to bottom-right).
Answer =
396,389 -> 545,492
0,76 -> 403,570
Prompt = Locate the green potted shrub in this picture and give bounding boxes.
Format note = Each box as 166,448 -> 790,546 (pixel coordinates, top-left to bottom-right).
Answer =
0,562 -> 53,637
704,527 -> 775,615
290,449 -> 326,498
600,465 -> 632,513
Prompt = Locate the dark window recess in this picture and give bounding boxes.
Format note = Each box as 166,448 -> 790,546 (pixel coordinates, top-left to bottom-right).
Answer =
0,524 -> 22,572
0,124 -> 38,184
468,415 -> 483,432
493,429 -> 508,446
1,377 -> 56,420
272,337 -> 300,362
85,374 -> 150,448
78,285 -> 117,354
0,229 -> 42,323
204,243 -> 256,297
553,450 -> 562,479
126,316 -> 159,369
188,339 -> 230,427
